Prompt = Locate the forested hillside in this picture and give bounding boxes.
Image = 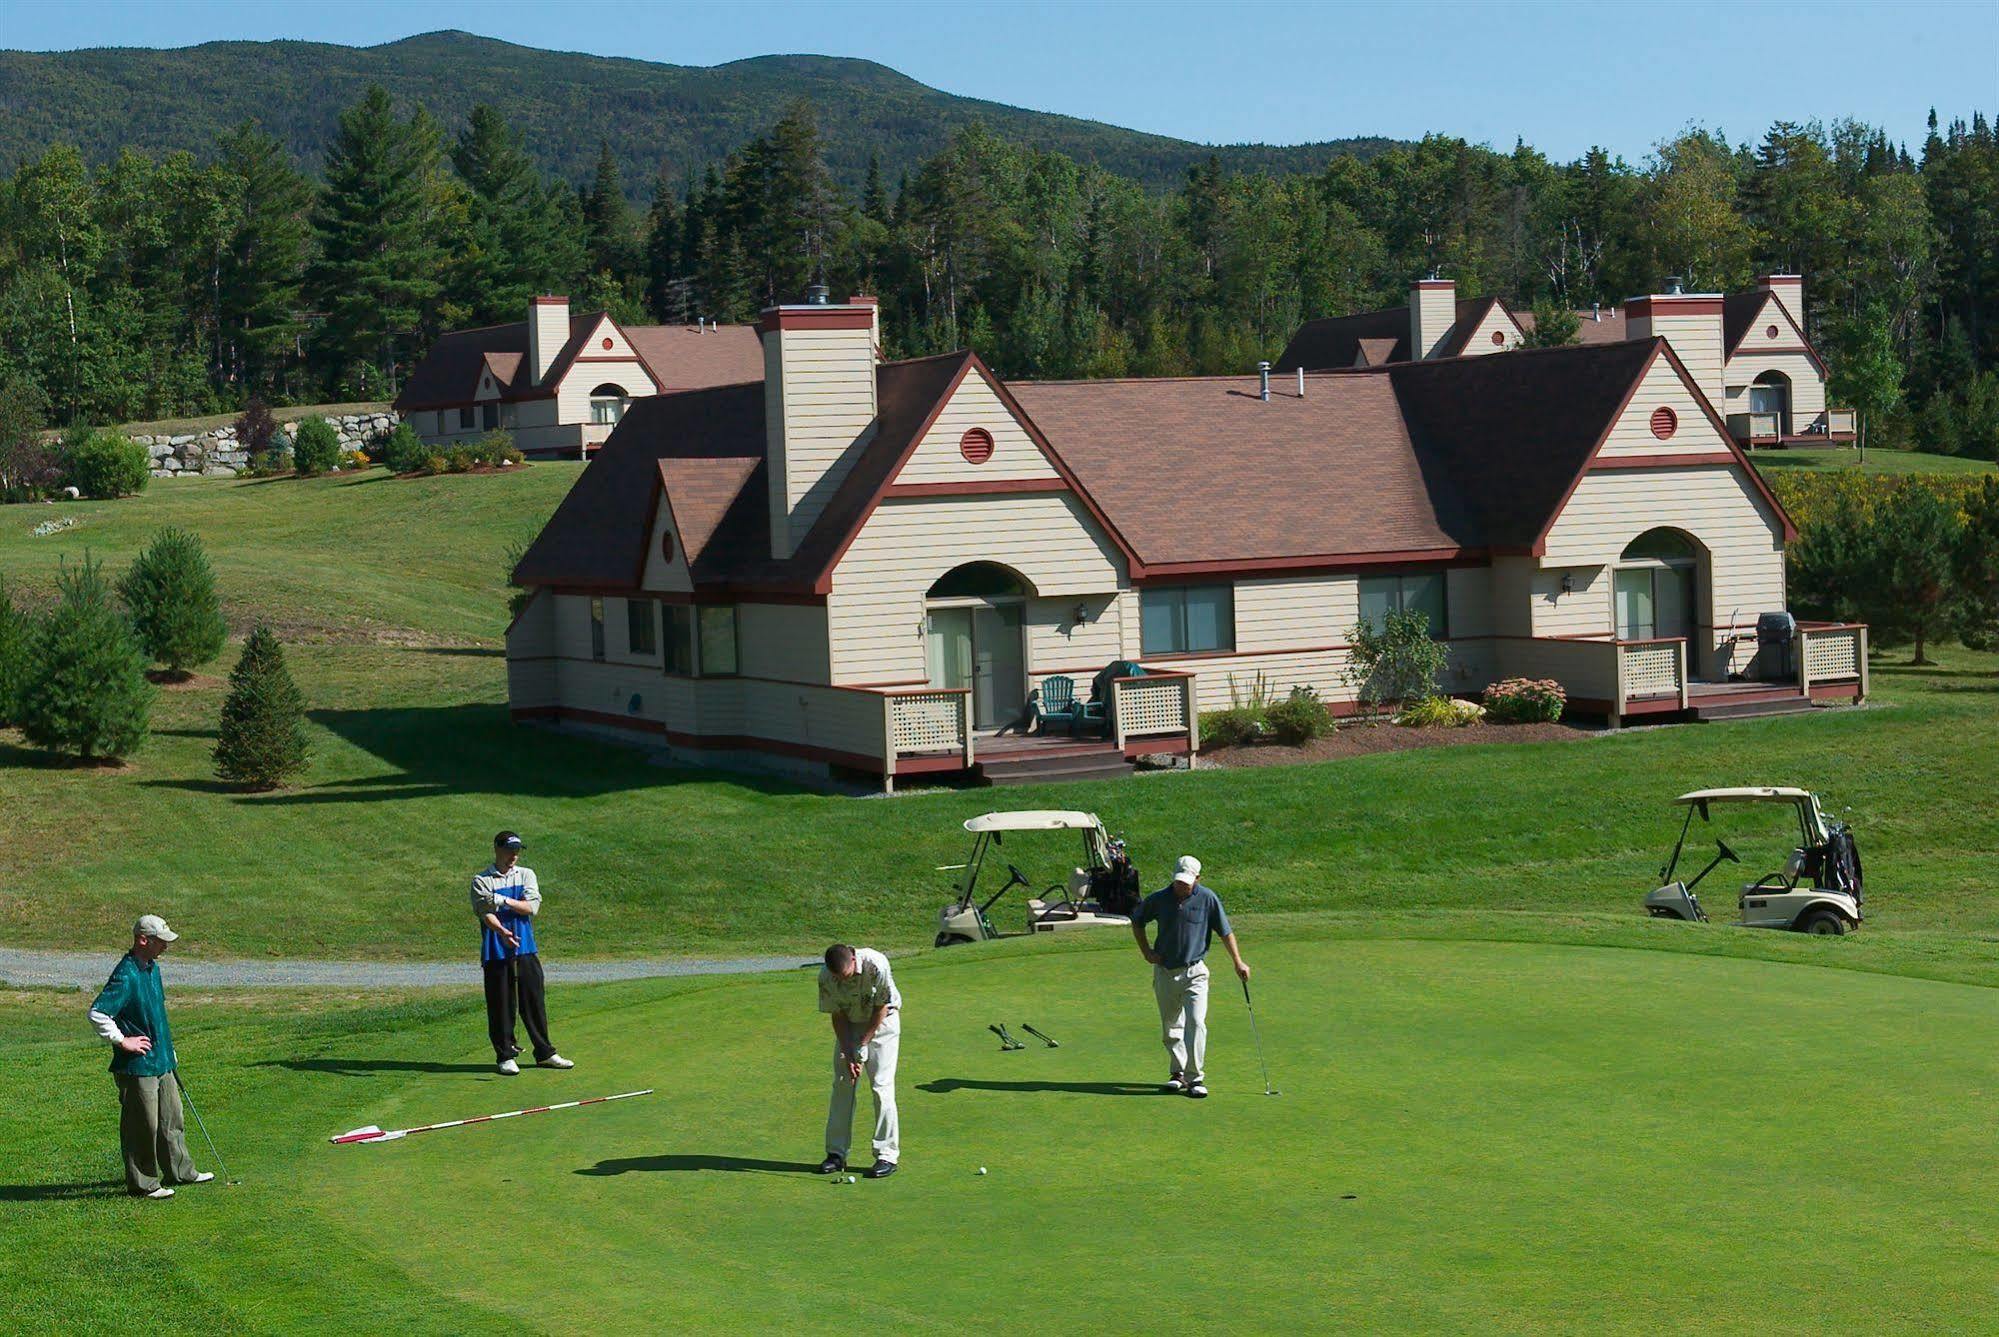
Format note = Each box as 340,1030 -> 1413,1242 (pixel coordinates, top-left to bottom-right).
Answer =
0,49 -> 1993,470
0,31 -> 1391,193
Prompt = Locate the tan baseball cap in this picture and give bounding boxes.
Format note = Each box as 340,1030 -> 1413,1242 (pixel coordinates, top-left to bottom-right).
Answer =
134,914 -> 178,942
1172,856 -> 1202,885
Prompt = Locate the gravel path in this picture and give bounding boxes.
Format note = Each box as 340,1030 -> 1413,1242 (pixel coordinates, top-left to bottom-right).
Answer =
0,947 -> 813,990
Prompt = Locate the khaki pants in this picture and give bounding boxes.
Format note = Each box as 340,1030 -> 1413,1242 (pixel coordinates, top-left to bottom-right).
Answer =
1153,960 -> 1211,1082
115,1070 -> 198,1195
826,1011 -> 900,1165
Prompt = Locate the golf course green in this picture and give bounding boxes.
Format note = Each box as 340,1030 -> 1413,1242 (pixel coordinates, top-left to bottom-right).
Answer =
8,929 -> 1999,1332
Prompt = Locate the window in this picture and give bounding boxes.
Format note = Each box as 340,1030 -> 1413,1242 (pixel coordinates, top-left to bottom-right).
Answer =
1140,585 -> 1234,655
1358,573 -> 1448,639
661,606 -> 696,676
589,597 -> 605,661
590,383 -> 629,426
498,403 -> 518,430
482,402 -> 499,431
458,406 -> 475,430
699,607 -> 739,676
626,598 -> 657,656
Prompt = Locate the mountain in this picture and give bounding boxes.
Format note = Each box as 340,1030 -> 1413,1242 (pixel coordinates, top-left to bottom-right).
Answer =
0,30 -> 1394,194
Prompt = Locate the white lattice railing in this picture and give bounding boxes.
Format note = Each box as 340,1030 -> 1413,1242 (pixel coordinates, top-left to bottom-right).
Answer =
888,691 -> 969,755
1823,408 -> 1858,437
1619,640 -> 1684,701
1113,672 -> 1197,751
1800,624 -> 1866,688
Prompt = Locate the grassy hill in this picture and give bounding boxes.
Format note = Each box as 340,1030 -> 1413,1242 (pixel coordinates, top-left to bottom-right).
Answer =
0,31 -> 1397,193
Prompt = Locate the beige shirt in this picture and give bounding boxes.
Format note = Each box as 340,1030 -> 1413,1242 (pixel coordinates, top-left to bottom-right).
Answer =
818,948 -> 901,1023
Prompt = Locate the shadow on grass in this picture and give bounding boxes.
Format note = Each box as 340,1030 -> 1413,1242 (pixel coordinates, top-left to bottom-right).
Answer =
0,1180 -> 128,1201
918,1077 -> 1168,1096
410,647 -> 504,658
0,741 -> 127,770
253,1058 -> 495,1076
575,1154 -> 820,1176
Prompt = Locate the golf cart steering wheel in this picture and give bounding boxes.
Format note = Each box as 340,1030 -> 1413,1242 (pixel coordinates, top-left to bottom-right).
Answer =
1004,864 -> 1033,891
1716,838 -> 1739,864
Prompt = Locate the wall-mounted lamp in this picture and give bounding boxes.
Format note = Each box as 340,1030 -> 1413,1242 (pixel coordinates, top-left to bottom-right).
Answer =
1072,603 -> 1090,625
1559,573 -> 1575,595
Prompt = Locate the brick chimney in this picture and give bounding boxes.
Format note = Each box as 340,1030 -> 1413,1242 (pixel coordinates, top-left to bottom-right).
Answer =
1625,281 -> 1725,408
529,295 -> 569,385
1409,276 -> 1456,361
1756,274 -> 1804,334
760,292 -> 881,559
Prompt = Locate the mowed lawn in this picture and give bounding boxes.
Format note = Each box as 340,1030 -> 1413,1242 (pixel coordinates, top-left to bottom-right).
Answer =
7,932 -> 1999,1333
1749,446 -> 1996,477
1,470 -> 1997,966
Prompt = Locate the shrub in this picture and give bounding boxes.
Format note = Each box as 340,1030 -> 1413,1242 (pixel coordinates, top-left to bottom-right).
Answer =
0,374 -> 58,503
420,452 -> 448,476
342,449 -> 371,470
1483,677 -> 1566,723
1199,706 -> 1264,749
1345,607 -> 1448,718
291,417 -> 341,476
447,447 -> 476,473
473,430 -> 516,466
119,527 -> 227,676
19,553 -> 154,760
0,580 -> 33,726
1264,685 -> 1333,744
213,624 -> 310,789
234,397 -> 279,458
59,429 -> 151,499
1396,695 -> 1484,728
380,422 -> 428,474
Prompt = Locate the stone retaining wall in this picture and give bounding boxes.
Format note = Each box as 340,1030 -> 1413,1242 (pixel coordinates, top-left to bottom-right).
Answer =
137,411 -> 398,477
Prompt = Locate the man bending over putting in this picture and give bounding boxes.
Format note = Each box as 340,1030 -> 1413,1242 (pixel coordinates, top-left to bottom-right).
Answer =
86,915 -> 213,1198
471,831 -> 572,1075
818,943 -> 901,1179
1131,856 -> 1249,1098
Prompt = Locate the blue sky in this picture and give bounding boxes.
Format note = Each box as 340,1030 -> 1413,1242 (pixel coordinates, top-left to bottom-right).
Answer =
2,0 -> 1991,161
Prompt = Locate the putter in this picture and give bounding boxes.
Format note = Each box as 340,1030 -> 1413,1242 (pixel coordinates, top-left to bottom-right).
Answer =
988,1024 -> 1024,1052
175,1071 -> 242,1185
333,1089 -> 653,1144
1020,1023 -> 1060,1049
1240,979 -> 1279,1096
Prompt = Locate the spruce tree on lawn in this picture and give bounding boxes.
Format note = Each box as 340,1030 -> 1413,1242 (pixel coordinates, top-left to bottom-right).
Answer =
1868,481 -> 1963,665
214,624 -> 310,789
20,554 -> 154,761
0,579 -> 33,726
119,526 -> 227,678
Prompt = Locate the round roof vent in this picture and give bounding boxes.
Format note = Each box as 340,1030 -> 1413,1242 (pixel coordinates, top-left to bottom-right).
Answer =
960,427 -> 995,465
1491,329 -> 1506,346
1650,406 -> 1678,441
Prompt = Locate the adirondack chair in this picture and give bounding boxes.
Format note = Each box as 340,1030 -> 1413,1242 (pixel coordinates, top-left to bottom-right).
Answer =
1036,675 -> 1085,734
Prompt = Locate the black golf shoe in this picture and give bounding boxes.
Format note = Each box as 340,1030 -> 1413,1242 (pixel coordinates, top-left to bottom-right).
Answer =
1164,1072 -> 1187,1093
817,1155 -> 846,1175
864,1160 -> 899,1180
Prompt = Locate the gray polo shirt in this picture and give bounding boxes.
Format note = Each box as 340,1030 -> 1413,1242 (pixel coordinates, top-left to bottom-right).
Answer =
1133,884 -> 1232,969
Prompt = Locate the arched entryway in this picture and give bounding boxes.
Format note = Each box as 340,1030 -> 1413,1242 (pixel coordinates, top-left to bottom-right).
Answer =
1614,527 -> 1704,648
589,383 -> 631,425
925,562 -> 1031,730
1748,370 -> 1791,438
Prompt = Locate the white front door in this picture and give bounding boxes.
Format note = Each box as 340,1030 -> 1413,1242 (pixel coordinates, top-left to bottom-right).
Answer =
925,603 -> 1026,730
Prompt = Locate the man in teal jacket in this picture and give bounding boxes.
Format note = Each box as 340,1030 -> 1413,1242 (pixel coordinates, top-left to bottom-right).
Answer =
87,915 -> 212,1199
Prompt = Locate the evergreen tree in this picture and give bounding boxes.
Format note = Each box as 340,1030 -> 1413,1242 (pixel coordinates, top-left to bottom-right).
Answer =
215,122 -> 311,395
862,152 -> 888,225
213,624 -> 309,789
450,105 -> 578,324
309,85 -> 448,394
582,139 -> 638,281
641,166 -> 686,321
118,527 -> 227,678
1868,482 -> 1963,664
1956,478 -> 1999,651
0,580 -> 32,727
1522,297 -> 1581,347
19,554 -> 154,761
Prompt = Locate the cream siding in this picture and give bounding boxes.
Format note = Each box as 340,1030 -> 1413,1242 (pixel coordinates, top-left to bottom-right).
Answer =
639,497 -> 693,593
529,301 -> 568,383
554,318 -> 658,422
736,603 -> 832,684
505,589 -> 558,709
826,493 -> 1123,685
1596,355 -> 1728,458
1411,283 -> 1457,360
1459,304 -> 1524,357
894,372 -> 1059,484
1628,305 -> 1725,409
1723,351 -> 1827,430
764,324 -> 880,557
1759,279 -> 1805,331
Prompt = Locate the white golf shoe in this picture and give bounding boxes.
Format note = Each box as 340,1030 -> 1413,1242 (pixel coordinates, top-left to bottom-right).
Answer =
185,1172 -> 216,1184
497,1058 -> 521,1075
142,1187 -> 175,1200
537,1054 -> 574,1070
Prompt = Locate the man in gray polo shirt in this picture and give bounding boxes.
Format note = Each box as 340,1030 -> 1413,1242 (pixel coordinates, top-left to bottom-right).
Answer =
1130,855 -> 1250,1098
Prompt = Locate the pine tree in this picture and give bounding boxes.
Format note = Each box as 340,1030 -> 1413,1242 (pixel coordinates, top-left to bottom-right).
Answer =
216,122 -> 311,395
20,554 -> 154,761
213,624 -> 309,789
641,166 -> 685,321
451,105 -> 578,323
118,527 -> 227,678
0,580 -> 33,727
582,139 -> 638,281
309,85 -> 447,392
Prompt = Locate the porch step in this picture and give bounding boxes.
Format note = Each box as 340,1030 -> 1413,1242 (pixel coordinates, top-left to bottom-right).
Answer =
977,748 -> 1133,786
1688,694 -> 1815,722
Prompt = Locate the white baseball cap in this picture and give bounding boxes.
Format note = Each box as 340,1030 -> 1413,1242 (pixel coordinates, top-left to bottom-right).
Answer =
1172,856 -> 1202,885
134,914 -> 179,942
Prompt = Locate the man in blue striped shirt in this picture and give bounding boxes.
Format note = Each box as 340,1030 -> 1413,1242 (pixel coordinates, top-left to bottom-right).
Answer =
471,831 -> 573,1076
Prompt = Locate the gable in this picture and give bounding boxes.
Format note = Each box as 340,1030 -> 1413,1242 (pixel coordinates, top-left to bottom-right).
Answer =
1595,354 -> 1732,460
640,483 -> 693,593
555,314 -> 661,399
1460,302 -> 1525,357
891,366 -> 1062,486
1723,291 -> 1828,379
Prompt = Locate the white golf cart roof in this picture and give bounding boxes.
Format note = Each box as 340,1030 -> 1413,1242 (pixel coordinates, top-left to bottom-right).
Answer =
1674,788 -> 1818,805
963,810 -> 1104,833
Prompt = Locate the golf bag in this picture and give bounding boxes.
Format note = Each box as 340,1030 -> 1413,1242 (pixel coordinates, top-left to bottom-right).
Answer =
1823,821 -> 1864,902
1090,838 -> 1142,917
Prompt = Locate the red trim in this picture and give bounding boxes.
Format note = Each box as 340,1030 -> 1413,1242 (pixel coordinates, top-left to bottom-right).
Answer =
1413,279 -> 1456,290
1725,291 -> 1829,377
757,308 -> 876,333
1588,452 -> 1738,469
1811,681 -> 1861,701
518,706 -> 891,773
1625,296 -> 1724,318
847,294 -> 879,307
845,678 -> 932,689
529,582 -> 825,606
882,478 -> 1068,498
1132,547 -> 1480,581
571,355 -> 646,364
1125,736 -> 1192,758
533,295 -> 567,306
1620,697 -> 1684,717
894,753 -> 973,775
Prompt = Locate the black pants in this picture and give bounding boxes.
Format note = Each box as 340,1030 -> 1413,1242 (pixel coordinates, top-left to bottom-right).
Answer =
483,953 -> 555,1062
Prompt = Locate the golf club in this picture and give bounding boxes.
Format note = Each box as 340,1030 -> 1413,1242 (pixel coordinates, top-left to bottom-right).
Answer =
1240,979 -> 1279,1096
1021,1023 -> 1060,1048
988,1024 -> 1024,1052
175,1071 -> 241,1185
332,1089 -> 654,1145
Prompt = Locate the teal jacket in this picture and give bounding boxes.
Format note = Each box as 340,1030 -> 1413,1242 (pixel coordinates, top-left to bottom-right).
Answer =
91,952 -> 175,1077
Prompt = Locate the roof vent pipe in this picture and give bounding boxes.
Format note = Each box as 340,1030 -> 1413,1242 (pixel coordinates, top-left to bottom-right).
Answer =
1664,276 -> 1685,295
697,316 -> 705,332
805,283 -> 830,305
1296,367 -> 1306,398
1258,361 -> 1271,402
1591,302 -> 1600,322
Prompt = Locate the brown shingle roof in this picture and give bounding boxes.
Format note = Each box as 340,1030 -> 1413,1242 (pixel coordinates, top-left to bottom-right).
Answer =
394,316 -> 761,412
626,326 -> 765,391
1276,296 -> 1519,371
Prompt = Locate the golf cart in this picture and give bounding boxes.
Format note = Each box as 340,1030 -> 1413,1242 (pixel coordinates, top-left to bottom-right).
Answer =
934,810 -> 1142,947
1643,787 -> 1865,934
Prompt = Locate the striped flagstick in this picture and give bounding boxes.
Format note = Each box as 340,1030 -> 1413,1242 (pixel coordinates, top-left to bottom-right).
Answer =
331,1089 -> 653,1145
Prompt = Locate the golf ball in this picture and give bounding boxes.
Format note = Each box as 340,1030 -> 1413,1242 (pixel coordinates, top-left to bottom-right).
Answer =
846,1175 -> 857,1184
977,1167 -> 987,1176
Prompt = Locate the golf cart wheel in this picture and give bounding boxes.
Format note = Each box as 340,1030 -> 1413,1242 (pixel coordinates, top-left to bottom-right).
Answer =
935,932 -> 973,948
1797,909 -> 1849,936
